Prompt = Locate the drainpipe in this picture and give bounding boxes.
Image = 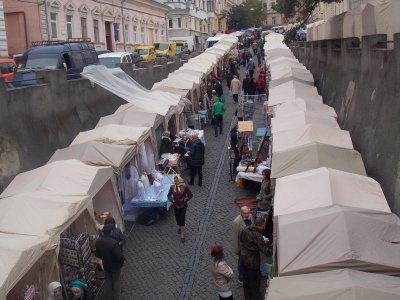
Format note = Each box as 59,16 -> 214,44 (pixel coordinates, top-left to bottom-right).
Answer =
42,0 -> 50,40
121,0 -> 126,51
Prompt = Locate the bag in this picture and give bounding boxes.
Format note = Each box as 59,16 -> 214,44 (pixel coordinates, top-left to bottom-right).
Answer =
228,90 -> 233,97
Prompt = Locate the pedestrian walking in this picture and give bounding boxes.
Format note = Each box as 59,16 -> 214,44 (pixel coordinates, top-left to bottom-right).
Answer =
189,132 -> 205,186
232,206 -> 254,284
168,176 -> 193,242
95,224 -> 125,300
230,75 -> 241,103
212,97 -> 225,137
239,215 -> 272,300
246,58 -> 255,78
256,75 -> 266,101
99,217 -> 126,247
242,74 -> 252,95
210,244 -> 235,300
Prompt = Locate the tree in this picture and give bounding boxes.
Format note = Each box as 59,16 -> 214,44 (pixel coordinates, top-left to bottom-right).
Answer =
273,0 -> 343,23
227,0 -> 266,30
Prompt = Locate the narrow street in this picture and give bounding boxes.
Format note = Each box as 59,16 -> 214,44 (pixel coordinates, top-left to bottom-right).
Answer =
121,67 -> 266,299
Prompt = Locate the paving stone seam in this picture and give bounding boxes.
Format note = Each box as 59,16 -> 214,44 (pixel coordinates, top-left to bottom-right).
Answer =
178,116 -> 236,300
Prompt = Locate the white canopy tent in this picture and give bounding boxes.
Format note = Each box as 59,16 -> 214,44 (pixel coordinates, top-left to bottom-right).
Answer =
0,234 -> 52,300
274,167 -> 391,217
1,159 -> 113,199
271,143 -> 366,178
96,111 -> 164,130
48,141 -> 135,172
71,125 -> 152,147
278,206 -> 400,276
273,98 -> 338,118
267,269 -> 400,300
272,124 -> 353,153
271,67 -> 314,82
268,81 -> 321,107
271,111 -> 339,133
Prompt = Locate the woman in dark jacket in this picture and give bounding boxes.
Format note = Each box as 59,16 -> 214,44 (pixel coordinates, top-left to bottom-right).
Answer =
159,131 -> 173,158
189,132 -> 205,186
167,176 -> 193,242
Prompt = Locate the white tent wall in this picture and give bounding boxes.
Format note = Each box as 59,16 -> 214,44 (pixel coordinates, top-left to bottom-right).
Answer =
0,234 -> 50,300
6,249 -> 59,300
373,0 -> 400,45
361,2 -> 378,36
93,177 -> 125,233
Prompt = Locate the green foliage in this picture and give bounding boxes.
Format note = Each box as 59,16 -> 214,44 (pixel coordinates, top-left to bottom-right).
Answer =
227,0 -> 266,30
274,0 -> 343,23
283,27 -> 297,45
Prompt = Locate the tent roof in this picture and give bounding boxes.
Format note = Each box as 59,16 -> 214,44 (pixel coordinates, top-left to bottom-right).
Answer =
1,159 -> 113,198
274,167 -> 390,217
71,124 -> 151,146
269,81 -> 321,106
48,141 -> 135,171
272,124 -> 353,153
267,269 -> 400,300
0,191 -> 91,237
96,110 -> 164,130
278,206 -> 400,276
271,143 -> 366,178
273,98 -> 337,118
271,111 -> 339,133
271,67 -> 314,82
0,233 -> 49,300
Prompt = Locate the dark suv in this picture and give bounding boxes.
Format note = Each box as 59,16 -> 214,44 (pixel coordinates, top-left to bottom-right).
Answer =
13,39 -> 99,87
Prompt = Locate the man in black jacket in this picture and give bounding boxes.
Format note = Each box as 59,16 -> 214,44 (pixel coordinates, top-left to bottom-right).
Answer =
95,224 -> 125,300
188,132 -> 205,186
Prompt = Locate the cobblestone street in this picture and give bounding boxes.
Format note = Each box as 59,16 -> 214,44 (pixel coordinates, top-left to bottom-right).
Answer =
120,70 -> 266,299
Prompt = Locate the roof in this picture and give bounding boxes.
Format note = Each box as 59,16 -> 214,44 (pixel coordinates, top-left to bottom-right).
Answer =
98,52 -> 132,58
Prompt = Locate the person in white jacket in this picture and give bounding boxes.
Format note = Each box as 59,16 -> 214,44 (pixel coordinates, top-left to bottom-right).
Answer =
210,244 -> 235,300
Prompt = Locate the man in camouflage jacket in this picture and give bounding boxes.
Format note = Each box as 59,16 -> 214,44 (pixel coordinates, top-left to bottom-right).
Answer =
239,215 -> 272,300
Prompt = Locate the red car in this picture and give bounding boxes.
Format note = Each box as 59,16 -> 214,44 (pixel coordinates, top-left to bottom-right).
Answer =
0,58 -> 16,81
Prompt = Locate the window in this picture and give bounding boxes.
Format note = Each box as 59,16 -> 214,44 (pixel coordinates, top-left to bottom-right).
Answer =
114,23 -> 120,42
93,19 -> 99,42
81,17 -> 87,38
161,30 -> 164,38
0,62 -> 14,74
271,1 -> 275,9
124,24 -> 129,43
272,16 -> 276,25
155,29 -> 158,42
178,18 -> 181,28
202,0 -> 205,9
50,13 -> 58,38
66,15 -> 73,39
206,0 -> 214,12
133,26 -> 138,43
82,51 -> 95,64
169,19 -> 173,28
141,27 -> 145,43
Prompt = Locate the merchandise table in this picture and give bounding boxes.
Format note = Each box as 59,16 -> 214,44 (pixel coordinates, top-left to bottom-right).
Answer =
130,175 -> 175,210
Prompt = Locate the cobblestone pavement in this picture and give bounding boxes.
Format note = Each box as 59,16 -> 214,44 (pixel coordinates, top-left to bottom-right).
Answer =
120,64 -> 267,300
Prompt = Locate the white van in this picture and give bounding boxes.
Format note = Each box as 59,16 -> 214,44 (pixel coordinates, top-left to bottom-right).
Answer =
272,26 -> 285,34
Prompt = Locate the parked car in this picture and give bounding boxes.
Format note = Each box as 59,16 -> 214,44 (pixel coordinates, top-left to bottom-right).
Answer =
173,41 -> 189,57
0,58 -> 16,81
13,40 -> 98,87
96,49 -> 112,55
272,25 -> 285,34
154,42 -> 177,58
98,52 -> 134,68
134,45 -> 156,61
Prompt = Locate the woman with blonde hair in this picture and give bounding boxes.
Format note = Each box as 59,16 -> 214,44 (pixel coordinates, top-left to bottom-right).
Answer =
167,176 -> 193,242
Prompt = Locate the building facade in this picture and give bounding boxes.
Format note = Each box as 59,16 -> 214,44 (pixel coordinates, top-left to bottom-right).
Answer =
0,0 -> 8,56
3,0 -> 170,55
309,0 -> 350,22
163,0 -> 213,51
264,0 -> 284,28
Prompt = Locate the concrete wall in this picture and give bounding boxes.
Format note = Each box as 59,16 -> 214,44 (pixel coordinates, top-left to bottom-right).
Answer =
0,60 -> 183,192
291,33 -> 400,215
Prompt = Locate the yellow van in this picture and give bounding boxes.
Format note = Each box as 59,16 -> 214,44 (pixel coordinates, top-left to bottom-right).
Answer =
135,45 -> 156,61
173,41 -> 189,57
154,42 -> 177,58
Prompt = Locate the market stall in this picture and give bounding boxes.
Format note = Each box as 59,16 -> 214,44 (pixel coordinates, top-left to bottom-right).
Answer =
277,206 -> 400,276
271,143 -> 366,178
272,98 -> 337,118
268,81 -> 321,107
267,269 -> 400,300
